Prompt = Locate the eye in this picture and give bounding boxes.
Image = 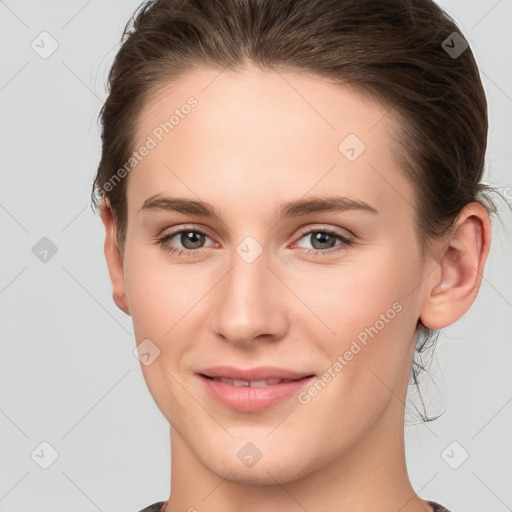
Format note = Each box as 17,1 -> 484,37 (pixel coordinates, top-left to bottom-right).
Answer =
156,227 -> 215,257
293,228 -> 354,257
155,225 -> 354,258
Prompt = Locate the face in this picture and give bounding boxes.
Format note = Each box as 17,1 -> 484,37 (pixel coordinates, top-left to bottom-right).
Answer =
111,66 -> 431,484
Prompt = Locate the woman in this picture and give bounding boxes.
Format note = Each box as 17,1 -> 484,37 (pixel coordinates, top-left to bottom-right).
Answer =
91,0 -> 500,510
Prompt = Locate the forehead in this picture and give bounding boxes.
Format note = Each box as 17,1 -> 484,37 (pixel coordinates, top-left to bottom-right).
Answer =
136,65 -> 393,148
128,65 -> 414,221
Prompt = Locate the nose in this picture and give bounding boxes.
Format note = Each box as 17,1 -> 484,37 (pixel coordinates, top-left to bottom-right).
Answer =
208,244 -> 288,346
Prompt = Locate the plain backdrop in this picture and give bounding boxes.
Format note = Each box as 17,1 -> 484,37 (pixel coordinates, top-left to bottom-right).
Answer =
0,1 -> 511,511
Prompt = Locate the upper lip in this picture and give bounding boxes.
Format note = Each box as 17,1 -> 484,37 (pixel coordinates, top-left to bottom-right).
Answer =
198,365 -> 314,381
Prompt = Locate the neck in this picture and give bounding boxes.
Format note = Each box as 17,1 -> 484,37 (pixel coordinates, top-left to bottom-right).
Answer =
163,397 -> 432,512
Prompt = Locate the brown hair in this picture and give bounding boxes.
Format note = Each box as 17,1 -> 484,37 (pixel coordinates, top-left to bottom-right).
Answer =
90,0 -> 503,420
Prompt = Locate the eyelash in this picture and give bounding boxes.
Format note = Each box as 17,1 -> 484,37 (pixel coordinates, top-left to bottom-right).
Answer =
155,226 -> 354,258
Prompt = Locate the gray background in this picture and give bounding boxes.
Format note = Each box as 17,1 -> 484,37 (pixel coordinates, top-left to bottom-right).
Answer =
0,1 -> 511,511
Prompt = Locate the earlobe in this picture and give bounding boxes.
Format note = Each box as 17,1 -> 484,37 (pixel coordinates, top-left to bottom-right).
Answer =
419,203 -> 491,330
99,200 -> 131,316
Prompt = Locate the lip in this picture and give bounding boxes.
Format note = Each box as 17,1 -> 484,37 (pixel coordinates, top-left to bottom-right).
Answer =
197,365 -> 316,412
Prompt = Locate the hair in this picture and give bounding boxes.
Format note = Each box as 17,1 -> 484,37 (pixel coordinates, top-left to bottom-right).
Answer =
91,0 -> 505,421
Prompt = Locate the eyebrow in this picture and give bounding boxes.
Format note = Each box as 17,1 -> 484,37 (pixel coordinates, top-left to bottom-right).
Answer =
139,193 -> 379,220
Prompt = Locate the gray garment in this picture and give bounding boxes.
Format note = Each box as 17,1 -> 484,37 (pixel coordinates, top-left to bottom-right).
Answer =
136,499 -> 453,511
137,502 -> 165,512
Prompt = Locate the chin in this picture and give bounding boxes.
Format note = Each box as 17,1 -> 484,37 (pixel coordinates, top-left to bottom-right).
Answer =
199,444 -> 310,486
214,462 -> 304,487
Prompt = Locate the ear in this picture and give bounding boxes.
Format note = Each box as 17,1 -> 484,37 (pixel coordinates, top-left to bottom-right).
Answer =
99,200 -> 131,316
419,202 -> 492,330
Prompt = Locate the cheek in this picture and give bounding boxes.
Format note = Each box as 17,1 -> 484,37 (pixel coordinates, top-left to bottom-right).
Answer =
125,267 -> 177,342
311,247 -> 420,385
123,251 -> 205,418
316,250 -> 415,336
123,241 -> 205,342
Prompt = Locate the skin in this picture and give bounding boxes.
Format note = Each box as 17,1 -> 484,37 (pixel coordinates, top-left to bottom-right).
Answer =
100,65 -> 491,512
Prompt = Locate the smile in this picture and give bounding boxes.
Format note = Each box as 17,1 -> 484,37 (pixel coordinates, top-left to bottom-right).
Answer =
198,372 -> 316,412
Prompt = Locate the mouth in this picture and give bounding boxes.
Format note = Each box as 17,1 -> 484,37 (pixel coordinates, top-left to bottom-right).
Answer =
198,364 -> 315,382
196,366 -> 316,412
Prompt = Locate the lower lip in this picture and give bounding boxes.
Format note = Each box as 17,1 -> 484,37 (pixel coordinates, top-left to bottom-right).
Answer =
198,374 -> 316,412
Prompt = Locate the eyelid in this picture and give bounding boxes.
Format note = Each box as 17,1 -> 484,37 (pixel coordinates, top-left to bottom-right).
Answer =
158,223 -> 212,237
161,223 -> 215,238
293,223 -> 354,241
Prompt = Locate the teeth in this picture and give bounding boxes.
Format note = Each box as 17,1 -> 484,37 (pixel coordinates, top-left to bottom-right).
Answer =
214,377 -> 287,386
231,379 -> 250,387
249,380 -> 272,387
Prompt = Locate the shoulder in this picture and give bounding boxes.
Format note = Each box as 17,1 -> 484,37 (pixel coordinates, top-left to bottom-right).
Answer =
135,501 -> 166,512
